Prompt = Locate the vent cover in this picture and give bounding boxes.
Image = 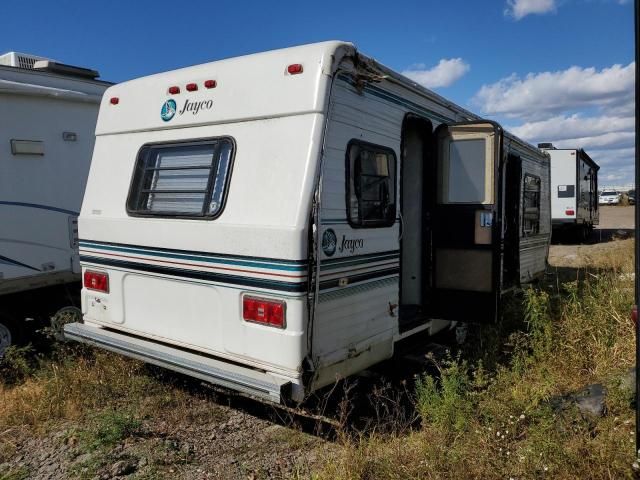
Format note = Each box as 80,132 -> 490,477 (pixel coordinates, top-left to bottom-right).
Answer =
0,52 -> 50,69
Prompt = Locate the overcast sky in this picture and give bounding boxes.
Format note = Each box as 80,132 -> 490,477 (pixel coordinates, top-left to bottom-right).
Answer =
1,0 -> 634,185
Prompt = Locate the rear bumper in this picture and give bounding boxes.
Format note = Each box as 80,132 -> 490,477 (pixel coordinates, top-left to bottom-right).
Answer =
552,219 -> 577,226
64,322 -> 291,403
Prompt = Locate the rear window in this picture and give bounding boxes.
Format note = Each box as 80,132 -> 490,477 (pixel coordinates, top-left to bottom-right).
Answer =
127,138 -> 234,219
601,191 -> 617,196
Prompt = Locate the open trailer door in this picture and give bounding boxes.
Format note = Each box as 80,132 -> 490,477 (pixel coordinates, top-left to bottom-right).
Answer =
429,121 -> 503,323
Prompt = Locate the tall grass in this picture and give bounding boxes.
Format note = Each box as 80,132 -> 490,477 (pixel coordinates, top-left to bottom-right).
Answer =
319,239 -> 636,479
0,343 -> 209,438
0,240 -> 635,479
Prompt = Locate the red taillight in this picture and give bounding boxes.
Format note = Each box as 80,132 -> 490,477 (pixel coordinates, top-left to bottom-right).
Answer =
632,305 -> 637,327
84,271 -> 109,293
204,79 -> 217,89
243,296 -> 285,328
109,97 -> 119,105
168,86 -> 180,94
287,64 -> 303,75
186,83 -> 198,91
566,209 -> 575,216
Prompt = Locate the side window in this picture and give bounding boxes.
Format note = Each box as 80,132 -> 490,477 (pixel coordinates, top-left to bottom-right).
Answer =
346,140 -> 396,228
127,138 -> 234,219
523,174 -> 541,236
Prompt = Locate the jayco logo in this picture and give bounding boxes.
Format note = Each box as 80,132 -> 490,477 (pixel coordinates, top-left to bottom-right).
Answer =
339,235 -> 364,254
322,229 -> 337,257
160,99 -> 176,122
179,98 -> 213,115
160,98 -> 213,122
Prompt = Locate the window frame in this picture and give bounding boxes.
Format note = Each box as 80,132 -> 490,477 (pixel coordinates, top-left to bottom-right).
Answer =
126,136 -> 236,221
438,136 -> 494,205
522,173 -> 542,237
344,139 -> 397,229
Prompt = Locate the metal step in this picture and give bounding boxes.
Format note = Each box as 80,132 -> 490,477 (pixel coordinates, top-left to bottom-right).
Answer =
64,322 -> 290,403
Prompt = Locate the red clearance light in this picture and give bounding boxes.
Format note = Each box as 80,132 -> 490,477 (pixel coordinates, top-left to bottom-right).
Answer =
84,270 -> 109,293
109,97 -> 119,105
632,305 -> 637,327
168,86 -> 180,94
566,209 -> 575,216
287,64 -> 303,75
186,83 -> 198,91
204,79 -> 217,89
243,296 -> 285,328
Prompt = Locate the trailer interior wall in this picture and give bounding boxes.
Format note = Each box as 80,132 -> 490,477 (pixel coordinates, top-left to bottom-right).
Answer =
0,66 -> 108,295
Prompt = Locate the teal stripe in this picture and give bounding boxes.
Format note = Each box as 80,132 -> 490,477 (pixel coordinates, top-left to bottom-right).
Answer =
321,250 -> 399,265
320,253 -> 400,271
79,241 -> 306,272
318,276 -> 398,303
91,262 -> 307,299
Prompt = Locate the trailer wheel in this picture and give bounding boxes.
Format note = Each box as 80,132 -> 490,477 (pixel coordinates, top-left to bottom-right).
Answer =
50,306 -> 82,342
0,316 -> 20,358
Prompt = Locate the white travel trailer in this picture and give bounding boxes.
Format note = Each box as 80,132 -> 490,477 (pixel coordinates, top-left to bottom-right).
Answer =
0,52 -> 110,354
539,144 -> 599,239
65,41 -> 550,403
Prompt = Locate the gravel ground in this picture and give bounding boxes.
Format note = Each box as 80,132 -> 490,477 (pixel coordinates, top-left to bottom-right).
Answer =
548,205 -> 634,268
1,392 -> 336,480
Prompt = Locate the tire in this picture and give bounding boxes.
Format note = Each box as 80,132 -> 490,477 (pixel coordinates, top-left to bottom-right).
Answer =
0,316 -> 21,358
50,306 -> 82,342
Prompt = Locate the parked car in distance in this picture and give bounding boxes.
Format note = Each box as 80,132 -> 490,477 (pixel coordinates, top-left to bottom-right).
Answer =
599,190 -> 620,205
627,189 -> 635,205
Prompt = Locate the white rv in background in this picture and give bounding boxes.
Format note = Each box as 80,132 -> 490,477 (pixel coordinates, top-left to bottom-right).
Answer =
539,144 -> 599,240
65,41 -> 550,403
0,52 -> 110,355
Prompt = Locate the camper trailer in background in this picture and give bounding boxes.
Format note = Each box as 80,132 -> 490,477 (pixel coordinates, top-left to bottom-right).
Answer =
539,144 -> 599,240
0,52 -> 110,355
65,41 -> 551,403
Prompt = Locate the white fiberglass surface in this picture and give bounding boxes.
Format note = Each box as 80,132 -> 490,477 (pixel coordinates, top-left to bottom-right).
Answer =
122,274 -> 222,349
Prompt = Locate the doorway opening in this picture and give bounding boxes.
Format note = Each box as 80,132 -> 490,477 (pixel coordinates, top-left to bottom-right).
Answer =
399,115 -> 433,332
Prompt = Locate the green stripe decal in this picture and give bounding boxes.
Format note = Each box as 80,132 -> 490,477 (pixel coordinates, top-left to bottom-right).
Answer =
79,240 -> 306,272
318,276 -> 398,302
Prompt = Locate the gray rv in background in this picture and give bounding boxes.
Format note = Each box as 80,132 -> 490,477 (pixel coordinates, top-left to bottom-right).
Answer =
0,52 -> 110,355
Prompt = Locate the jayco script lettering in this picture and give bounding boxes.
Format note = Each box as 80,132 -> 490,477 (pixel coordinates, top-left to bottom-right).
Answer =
338,235 -> 364,254
179,98 -> 214,116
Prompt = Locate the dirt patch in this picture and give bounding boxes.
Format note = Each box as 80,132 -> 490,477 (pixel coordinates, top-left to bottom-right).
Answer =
549,205 -> 634,269
1,393 -> 335,479
597,205 -> 635,230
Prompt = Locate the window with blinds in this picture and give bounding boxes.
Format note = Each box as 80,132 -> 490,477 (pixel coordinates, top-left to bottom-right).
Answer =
127,138 -> 234,218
